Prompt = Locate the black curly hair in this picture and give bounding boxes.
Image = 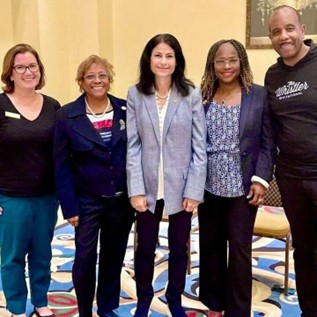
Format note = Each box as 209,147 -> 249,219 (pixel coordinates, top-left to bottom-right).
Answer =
201,39 -> 253,104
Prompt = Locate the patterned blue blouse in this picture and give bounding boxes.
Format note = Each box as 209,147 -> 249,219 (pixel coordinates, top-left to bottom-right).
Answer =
205,100 -> 245,197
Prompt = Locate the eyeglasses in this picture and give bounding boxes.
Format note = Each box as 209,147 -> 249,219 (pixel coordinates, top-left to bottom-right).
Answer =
214,58 -> 240,67
84,73 -> 109,81
13,63 -> 39,74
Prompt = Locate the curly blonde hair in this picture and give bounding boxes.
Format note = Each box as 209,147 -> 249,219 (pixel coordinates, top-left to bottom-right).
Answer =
76,55 -> 115,92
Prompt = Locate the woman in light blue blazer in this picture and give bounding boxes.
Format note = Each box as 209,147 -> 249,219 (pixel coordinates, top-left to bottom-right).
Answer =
126,33 -> 207,317
198,39 -> 276,317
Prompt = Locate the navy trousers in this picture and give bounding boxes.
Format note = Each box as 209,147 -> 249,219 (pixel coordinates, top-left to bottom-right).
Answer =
72,194 -> 135,317
276,174 -> 317,317
134,200 -> 192,310
198,191 -> 257,317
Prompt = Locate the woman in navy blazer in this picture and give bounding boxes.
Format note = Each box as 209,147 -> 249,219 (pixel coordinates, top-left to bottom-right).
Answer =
198,40 -> 276,317
54,55 -> 134,317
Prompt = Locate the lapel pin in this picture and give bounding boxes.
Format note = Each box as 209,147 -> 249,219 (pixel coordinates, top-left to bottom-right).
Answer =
119,119 -> 126,130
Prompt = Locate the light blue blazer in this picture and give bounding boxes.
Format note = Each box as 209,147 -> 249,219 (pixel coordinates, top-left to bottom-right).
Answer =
126,84 -> 207,215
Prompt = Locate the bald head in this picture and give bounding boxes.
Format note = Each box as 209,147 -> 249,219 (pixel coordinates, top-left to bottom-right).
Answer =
269,5 -> 301,31
268,4 -> 308,66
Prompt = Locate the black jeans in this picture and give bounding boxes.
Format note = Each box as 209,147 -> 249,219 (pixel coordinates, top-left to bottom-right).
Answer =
134,200 -> 192,309
277,174 -> 317,317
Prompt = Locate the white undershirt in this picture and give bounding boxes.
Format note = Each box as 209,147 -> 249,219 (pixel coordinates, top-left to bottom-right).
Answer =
156,92 -> 171,201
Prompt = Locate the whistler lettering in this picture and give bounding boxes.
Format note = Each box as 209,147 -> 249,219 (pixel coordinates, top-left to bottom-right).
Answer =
275,81 -> 309,100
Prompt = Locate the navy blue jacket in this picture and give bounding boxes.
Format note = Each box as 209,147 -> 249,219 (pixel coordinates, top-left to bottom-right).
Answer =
54,93 -> 128,219
239,84 -> 276,193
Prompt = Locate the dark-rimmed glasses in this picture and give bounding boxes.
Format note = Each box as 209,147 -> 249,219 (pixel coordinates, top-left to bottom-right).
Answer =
13,63 -> 39,74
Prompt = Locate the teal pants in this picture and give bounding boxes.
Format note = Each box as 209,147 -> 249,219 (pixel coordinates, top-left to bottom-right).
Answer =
0,193 -> 58,314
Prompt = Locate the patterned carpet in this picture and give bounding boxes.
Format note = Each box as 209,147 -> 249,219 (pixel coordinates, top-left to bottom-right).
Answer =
0,208 -> 301,317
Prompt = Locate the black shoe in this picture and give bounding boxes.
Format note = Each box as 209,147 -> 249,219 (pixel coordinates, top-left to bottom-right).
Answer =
168,304 -> 187,317
102,310 -> 120,317
134,304 -> 150,317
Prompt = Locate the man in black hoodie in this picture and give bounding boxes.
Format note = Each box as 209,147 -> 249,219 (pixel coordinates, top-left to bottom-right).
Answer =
265,5 -> 317,317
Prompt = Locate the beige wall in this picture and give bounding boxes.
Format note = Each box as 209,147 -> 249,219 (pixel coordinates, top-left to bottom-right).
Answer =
0,1 -> 14,62
1,0 -> 279,104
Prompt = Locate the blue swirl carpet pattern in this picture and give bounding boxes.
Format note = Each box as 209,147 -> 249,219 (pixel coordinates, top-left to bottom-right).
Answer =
0,209 -> 300,317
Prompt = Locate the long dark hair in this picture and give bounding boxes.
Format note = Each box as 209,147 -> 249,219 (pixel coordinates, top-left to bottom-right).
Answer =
201,39 -> 253,104
136,33 -> 194,96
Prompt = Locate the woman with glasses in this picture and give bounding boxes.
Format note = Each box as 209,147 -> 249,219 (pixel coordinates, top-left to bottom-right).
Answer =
198,39 -> 276,317
0,44 -> 60,317
126,34 -> 207,317
54,55 -> 135,317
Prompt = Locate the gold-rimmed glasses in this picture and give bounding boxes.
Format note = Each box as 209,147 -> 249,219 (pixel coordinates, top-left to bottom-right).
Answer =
214,58 -> 240,67
84,73 -> 109,81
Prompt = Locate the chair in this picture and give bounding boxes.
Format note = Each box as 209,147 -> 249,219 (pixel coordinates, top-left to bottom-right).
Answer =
133,210 -> 197,275
253,177 -> 292,295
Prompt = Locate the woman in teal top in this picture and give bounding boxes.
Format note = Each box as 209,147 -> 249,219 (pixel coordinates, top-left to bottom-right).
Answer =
0,44 -> 60,317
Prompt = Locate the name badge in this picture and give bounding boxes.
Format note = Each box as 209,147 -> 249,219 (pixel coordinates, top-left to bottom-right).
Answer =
5,111 -> 21,119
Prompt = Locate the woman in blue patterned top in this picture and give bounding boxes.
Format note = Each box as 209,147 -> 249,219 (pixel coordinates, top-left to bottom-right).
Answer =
198,39 -> 276,317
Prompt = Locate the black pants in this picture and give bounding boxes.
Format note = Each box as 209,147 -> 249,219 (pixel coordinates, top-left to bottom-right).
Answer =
134,200 -> 192,308
198,191 -> 257,317
72,194 -> 135,317
277,174 -> 317,317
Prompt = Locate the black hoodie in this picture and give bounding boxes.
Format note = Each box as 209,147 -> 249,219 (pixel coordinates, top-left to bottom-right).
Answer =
265,39 -> 317,179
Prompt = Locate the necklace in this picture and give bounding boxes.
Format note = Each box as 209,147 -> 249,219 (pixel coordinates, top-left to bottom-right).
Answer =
155,89 -> 171,100
216,88 -> 241,106
155,92 -> 168,99
85,97 -> 110,118
155,90 -> 171,113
